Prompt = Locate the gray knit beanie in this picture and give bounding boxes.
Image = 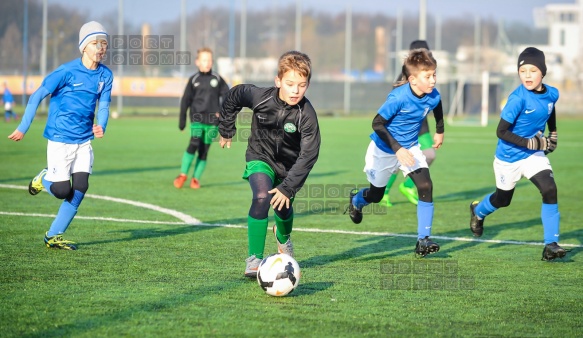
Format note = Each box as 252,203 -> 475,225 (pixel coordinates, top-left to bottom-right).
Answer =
79,21 -> 108,53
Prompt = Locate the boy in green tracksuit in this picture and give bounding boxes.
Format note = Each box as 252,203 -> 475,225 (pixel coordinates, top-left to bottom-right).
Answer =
174,47 -> 229,189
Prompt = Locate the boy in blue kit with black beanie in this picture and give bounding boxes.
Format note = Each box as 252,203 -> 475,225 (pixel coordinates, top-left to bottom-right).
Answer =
7,21 -> 113,250
469,47 -> 565,261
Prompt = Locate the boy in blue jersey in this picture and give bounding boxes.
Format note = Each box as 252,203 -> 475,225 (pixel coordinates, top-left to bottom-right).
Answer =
7,21 -> 113,250
469,47 -> 565,261
347,48 -> 445,257
382,40 -> 437,207
2,82 -> 17,122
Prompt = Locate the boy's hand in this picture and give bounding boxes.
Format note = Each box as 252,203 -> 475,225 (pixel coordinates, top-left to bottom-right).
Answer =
396,147 -> 414,167
219,136 -> 232,149
268,188 -> 290,211
432,133 -> 444,149
7,129 -> 24,141
93,124 -> 104,138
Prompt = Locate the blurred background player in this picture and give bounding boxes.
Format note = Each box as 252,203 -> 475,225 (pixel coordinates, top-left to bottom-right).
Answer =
218,51 -> 320,277
382,40 -> 436,207
2,82 -> 17,122
347,48 -> 444,257
174,47 -> 229,189
7,21 -> 113,250
469,47 -> 565,261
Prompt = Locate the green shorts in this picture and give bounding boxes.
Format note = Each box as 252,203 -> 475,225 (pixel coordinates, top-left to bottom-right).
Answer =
419,132 -> 433,150
243,160 -> 294,202
190,122 -> 218,145
243,160 -> 282,186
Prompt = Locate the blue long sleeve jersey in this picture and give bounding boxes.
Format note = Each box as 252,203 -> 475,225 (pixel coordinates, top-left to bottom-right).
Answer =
17,58 -> 114,144
3,88 -> 14,103
495,84 -> 559,163
370,84 -> 441,154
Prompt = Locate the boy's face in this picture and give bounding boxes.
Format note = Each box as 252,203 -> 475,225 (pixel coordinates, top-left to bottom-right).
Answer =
275,70 -> 309,105
83,38 -> 108,63
519,64 -> 543,91
408,69 -> 436,96
196,52 -> 213,73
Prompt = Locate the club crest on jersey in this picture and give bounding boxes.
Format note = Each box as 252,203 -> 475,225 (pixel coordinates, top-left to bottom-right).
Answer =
547,103 -> 553,115
210,78 -> 219,87
97,82 -> 104,93
284,122 -> 297,133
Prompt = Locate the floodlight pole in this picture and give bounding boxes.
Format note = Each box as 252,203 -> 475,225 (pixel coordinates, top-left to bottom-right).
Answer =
343,4 -> 352,115
117,0 -> 124,116
295,0 -> 302,51
41,0 -> 47,113
419,0 -> 426,40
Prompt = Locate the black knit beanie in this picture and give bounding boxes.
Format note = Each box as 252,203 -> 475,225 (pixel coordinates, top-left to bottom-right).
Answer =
517,47 -> 546,76
409,40 -> 430,51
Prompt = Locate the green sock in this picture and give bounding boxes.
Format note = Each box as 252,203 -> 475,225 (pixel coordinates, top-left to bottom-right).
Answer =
385,174 -> 398,195
274,213 -> 293,244
247,215 -> 268,259
404,176 -> 415,189
180,152 -> 195,175
193,159 -> 207,179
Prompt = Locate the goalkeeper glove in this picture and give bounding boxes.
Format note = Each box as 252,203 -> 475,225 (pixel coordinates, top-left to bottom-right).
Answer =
545,131 -> 557,154
526,131 -> 549,151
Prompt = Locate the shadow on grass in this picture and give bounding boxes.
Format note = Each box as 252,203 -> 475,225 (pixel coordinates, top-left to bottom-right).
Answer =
81,224 -> 216,246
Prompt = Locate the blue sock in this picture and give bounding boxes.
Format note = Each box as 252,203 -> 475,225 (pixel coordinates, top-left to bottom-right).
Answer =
417,200 -> 434,239
541,203 -> 560,244
46,190 -> 85,237
352,189 -> 369,210
42,176 -> 54,197
475,193 -> 498,219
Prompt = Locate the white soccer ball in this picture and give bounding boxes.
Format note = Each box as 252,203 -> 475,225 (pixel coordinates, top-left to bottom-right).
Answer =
257,253 -> 300,297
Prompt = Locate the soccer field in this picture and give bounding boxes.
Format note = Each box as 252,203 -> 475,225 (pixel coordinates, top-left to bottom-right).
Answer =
1,116 -> 582,336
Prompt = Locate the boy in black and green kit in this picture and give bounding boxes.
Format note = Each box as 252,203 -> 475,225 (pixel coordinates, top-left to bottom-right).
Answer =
174,47 -> 229,189
218,51 -> 321,278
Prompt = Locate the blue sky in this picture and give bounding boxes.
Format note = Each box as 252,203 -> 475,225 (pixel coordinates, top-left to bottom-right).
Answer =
49,0 -> 576,27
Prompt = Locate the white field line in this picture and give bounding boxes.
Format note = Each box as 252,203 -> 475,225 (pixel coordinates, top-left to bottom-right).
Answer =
2,184 -> 582,248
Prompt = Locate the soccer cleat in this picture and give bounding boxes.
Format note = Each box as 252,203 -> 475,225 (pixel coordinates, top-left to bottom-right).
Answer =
346,189 -> 363,224
173,174 -> 187,188
469,201 -> 484,237
273,225 -> 294,257
44,232 -> 77,250
244,255 -> 262,278
28,168 -> 48,195
190,178 -> 200,189
380,194 -> 393,207
399,182 -> 418,205
542,242 -> 566,261
415,236 -> 440,257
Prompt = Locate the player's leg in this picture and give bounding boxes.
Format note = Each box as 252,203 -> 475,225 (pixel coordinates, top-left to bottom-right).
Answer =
174,128 -> 201,188
44,141 -> 93,250
381,174 -> 397,207
273,197 -> 294,257
528,160 -> 565,260
243,161 -> 277,277
348,141 -> 396,224
408,167 -> 440,257
399,132 -> 433,205
191,124 -> 217,189
470,158 -> 518,237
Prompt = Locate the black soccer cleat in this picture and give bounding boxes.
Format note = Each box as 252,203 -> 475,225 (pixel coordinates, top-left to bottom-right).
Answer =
346,188 -> 363,224
542,242 -> 566,261
469,201 -> 484,237
415,236 -> 440,258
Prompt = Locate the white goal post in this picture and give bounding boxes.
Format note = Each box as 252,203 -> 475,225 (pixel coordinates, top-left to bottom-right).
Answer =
447,70 -> 490,127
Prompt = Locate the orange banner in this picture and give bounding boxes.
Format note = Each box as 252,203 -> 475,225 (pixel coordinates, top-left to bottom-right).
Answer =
1,75 -> 187,98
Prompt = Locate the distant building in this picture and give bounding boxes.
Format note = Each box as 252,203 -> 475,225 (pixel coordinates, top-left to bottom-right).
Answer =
533,0 -> 582,83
